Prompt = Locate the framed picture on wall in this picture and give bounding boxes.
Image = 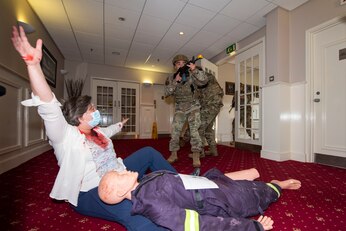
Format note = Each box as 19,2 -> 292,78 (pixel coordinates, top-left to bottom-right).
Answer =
41,44 -> 57,88
225,81 -> 235,95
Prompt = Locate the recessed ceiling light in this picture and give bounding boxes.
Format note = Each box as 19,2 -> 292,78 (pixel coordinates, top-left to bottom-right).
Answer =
118,17 -> 126,21
179,32 -> 184,35
112,51 -> 120,55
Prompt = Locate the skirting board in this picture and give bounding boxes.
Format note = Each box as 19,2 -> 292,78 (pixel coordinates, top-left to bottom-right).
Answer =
290,152 -> 306,162
0,144 -> 51,174
217,134 -> 232,142
261,149 -> 290,162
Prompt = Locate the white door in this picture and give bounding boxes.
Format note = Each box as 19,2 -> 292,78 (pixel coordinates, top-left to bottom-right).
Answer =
91,79 -> 140,135
116,82 -> 140,135
313,19 -> 346,158
235,42 -> 263,145
139,105 -> 154,138
91,79 -> 118,126
153,84 -> 174,134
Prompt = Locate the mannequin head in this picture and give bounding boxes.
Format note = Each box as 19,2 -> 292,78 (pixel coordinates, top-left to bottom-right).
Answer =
98,170 -> 138,204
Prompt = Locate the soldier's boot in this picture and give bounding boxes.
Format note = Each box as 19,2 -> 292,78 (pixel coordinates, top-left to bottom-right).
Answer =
205,145 -> 218,156
167,151 -> 178,163
192,152 -> 201,168
188,149 -> 205,158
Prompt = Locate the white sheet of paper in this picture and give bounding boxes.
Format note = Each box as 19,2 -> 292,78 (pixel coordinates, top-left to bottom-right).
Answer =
178,174 -> 219,190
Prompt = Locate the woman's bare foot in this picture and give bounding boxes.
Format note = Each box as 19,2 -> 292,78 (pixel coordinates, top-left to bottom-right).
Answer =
271,179 -> 301,190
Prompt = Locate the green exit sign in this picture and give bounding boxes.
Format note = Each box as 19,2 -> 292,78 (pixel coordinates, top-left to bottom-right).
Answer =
226,43 -> 236,54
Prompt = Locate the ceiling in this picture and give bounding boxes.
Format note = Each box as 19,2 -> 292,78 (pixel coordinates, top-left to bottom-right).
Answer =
28,0 -> 309,73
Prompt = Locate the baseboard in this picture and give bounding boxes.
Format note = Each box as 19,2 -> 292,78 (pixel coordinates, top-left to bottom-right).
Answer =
218,134 -> 232,142
315,153 -> 346,169
0,144 -> 51,175
261,149 -> 290,161
235,142 -> 261,153
291,152 -> 306,162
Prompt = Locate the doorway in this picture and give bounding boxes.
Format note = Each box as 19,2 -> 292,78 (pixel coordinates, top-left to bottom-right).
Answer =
91,78 -> 140,135
235,40 -> 264,150
306,17 -> 346,165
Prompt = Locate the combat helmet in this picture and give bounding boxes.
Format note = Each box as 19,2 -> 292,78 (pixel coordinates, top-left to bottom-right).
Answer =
172,54 -> 188,65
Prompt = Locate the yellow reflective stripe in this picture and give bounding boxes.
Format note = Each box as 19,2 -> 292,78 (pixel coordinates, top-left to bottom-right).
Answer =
266,183 -> 280,197
184,209 -> 199,231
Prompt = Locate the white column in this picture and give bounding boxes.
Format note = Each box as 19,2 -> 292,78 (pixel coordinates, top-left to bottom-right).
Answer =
261,83 -> 291,161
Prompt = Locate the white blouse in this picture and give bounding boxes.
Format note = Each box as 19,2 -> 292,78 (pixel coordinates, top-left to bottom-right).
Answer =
22,93 -> 126,206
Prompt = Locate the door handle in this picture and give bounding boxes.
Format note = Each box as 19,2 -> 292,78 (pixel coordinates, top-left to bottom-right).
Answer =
313,98 -> 320,103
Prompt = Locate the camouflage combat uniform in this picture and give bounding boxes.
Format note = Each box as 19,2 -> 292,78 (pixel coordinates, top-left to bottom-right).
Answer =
196,72 -> 224,155
165,67 -> 208,160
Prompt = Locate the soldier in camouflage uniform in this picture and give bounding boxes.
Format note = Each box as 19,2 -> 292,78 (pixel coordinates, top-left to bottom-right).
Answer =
165,54 -> 208,167
197,71 -> 224,156
183,70 -> 224,157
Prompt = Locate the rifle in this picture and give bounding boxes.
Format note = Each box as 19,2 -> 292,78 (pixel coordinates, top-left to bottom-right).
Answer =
174,55 -> 203,83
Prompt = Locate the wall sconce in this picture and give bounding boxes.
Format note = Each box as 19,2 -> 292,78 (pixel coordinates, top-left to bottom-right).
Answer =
17,21 -> 35,34
142,81 -> 153,87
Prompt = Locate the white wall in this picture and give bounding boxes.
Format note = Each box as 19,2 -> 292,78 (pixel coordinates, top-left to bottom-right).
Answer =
0,0 -> 64,173
216,63 -> 235,142
290,82 -> 306,162
289,0 -> 346,83
0,67 -> 51,174
261,81 -> 306,162
261,82 -> 291,161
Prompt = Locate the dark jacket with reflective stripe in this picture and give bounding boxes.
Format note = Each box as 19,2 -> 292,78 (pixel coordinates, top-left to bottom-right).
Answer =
131,168 -> 278,231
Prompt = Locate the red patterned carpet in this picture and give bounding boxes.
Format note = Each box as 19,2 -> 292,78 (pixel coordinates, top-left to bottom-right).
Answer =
1,138 -> 345,231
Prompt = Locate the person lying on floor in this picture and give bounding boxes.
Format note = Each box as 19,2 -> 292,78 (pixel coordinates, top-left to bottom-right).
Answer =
98,167 -> 301,231
11,25 -> 177,231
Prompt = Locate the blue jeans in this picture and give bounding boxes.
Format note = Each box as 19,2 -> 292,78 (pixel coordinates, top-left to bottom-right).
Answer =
73,146 -> 177,231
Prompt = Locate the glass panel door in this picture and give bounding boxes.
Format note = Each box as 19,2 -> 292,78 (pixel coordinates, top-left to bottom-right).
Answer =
235,42 -> 263,145
92,79 -> 117,127
92,79 -> 140,135
117,82 -> 139,134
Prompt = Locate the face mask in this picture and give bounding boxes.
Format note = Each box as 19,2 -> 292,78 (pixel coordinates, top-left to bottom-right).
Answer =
88,110 -> 101,128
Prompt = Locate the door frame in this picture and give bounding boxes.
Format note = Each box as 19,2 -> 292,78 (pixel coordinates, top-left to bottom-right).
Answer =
234,37 -> 265,146
305,16 -> 344,163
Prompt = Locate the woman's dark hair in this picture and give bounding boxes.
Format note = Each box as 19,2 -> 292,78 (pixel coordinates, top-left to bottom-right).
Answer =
62,95 -> 92,126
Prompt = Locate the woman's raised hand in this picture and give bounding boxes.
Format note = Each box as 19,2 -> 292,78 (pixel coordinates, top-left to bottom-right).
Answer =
11,26 -> 42,66
122,118 -> 129,126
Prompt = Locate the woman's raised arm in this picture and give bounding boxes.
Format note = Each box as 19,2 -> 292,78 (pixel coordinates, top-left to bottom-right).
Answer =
11,26 -> 53,102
